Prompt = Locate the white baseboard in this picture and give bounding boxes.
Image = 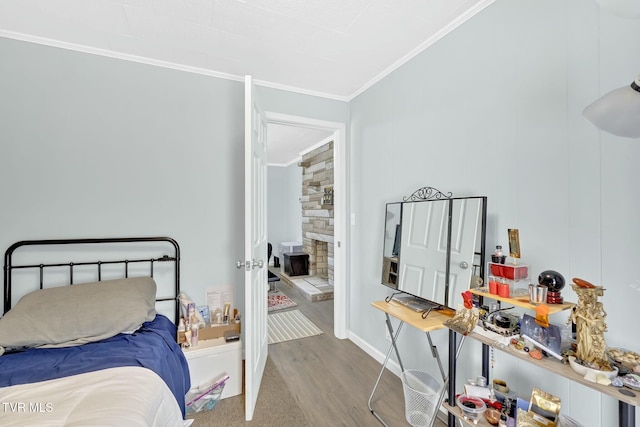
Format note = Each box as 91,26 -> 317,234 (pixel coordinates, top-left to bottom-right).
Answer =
348,330 -> 403,378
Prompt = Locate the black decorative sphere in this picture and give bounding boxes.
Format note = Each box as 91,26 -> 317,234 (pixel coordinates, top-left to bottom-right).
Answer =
538,270 -> 565,292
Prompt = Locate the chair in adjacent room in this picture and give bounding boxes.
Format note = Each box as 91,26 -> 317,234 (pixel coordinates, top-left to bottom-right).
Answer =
267,243 -> 280,292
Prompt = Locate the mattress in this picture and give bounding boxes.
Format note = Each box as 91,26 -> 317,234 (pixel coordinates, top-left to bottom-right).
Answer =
0,315 -> 190,418
0,366 -> 184,426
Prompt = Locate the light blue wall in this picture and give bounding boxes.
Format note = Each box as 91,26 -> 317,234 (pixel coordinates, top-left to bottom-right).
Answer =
0,37 -> 246,307
267,164 -> 302,261
349,0 -> 640,424
0,37 -> 348,321
258,86 -> 348,126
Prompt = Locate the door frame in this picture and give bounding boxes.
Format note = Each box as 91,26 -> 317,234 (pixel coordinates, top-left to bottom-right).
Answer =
264,111 -> 348,339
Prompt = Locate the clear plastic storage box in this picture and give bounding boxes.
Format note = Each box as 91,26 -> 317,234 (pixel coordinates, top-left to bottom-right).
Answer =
487,262 -> 529,298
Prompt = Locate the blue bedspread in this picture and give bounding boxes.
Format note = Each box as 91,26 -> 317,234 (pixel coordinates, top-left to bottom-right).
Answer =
0,314 -> 191,417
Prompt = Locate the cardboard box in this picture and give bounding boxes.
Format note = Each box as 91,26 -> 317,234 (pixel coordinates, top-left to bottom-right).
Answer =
178,320 -> 241,344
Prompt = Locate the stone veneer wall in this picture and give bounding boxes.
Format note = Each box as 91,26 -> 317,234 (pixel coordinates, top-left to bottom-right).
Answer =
300,141 -> 334,284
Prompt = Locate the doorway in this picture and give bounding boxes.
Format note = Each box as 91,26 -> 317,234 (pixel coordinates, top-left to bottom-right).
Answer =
264,112 -> 347,339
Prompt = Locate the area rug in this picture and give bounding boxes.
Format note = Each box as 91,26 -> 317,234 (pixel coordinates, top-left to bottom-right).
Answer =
268,309 -> 323,344
268,290 -> 298,312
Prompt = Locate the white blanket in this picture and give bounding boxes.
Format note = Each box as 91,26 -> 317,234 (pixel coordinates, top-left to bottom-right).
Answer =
0,366 -> 185,427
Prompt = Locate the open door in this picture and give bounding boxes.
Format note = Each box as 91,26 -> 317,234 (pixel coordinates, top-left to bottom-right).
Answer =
243,75 -> 268,421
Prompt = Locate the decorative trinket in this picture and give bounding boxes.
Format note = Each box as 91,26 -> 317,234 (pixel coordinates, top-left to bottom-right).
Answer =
529,349 -> 543,360
569,279 -> 613,372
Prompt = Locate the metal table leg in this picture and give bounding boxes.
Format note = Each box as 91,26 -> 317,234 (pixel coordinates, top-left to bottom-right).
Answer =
426,331 -> 446,382
448,330 -> 466,427
620,401 -> 636,427
369,317 -> 466,427
368,315 -> 405,427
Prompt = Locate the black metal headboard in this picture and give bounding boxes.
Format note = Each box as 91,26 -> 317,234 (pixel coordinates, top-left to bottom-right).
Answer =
3,237 -> 181,323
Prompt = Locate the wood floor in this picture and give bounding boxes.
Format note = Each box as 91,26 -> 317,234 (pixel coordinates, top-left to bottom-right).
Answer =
268,281 -> 448,427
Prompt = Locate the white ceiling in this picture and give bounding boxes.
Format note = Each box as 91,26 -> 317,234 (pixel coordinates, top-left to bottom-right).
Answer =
0,0 -> 494,164
267,124 -> 333,166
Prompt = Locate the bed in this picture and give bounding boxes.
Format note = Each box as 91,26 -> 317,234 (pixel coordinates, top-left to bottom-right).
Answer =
0,237 -> 191,427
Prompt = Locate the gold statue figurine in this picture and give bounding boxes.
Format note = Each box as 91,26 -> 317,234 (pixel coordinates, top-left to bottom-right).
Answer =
569,278 -> 612,371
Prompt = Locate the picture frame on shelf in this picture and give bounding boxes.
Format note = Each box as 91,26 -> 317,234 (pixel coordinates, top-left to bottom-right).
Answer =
508,228 -> 521,259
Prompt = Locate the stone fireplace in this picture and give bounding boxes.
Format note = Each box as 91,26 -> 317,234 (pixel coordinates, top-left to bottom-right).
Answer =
304,238 -> 331,280
303,235 -> 333,284
300,141 -> 334,285
313,240 -> 328,279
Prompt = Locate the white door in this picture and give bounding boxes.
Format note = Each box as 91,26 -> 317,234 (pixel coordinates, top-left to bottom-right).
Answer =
243,75 -> 268,421
447,198 -> 483,308
398,200 -> 449,301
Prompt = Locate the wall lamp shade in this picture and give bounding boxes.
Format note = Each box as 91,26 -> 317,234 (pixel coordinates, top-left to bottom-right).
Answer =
596,0 -> 640,18
582,76 -> 640,138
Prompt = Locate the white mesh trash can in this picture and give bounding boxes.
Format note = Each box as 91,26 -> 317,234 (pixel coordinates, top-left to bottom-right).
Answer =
401,370 -> 442,427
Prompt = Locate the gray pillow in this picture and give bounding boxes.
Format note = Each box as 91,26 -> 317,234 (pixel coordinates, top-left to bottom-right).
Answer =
0,276 -> 157,354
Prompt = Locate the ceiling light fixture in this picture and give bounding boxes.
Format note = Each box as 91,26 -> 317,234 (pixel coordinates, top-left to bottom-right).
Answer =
596,0 -> 640,18
582,75 -> 640,138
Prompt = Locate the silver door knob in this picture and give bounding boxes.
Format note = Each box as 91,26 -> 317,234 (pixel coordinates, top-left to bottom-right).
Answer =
236,259 -> 265,270
460,261 -> 469,269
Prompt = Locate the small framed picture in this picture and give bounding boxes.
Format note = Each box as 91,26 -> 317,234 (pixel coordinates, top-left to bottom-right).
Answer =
508,229 -> 520,259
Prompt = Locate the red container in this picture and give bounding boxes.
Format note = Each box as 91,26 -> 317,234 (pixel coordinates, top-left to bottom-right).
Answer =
497,282 -> 510,298
488,280 -> 499,295
489,262 -> 528,280
490,264 -> 503,276
502,264 -> 528,280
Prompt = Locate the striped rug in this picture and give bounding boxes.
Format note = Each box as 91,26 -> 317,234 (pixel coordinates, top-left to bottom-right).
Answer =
267,309 -> 323,344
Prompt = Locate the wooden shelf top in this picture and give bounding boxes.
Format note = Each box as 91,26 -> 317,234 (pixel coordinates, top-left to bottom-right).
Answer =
469,288 -> 574,315
466,330 -> 640,408
371,300 -> 454,333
